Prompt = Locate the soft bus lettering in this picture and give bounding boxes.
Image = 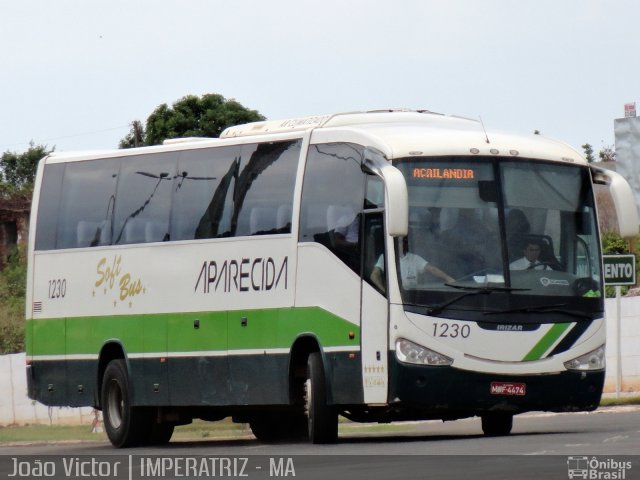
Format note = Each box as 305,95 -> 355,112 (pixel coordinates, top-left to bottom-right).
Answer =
95,256 -> 122,289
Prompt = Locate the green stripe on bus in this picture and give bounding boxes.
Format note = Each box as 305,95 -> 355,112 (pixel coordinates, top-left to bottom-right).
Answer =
522,323 -> 571,361
26,307 -> 360,356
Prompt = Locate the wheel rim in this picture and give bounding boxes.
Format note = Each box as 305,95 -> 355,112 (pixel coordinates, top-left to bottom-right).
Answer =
304,377 -> 313,432
106,379 -> 124,429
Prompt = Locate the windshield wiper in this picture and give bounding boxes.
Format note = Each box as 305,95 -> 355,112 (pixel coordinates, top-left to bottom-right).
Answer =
483,304 -> 593,320
426,285 -> 530,316
444,283 -> 529,292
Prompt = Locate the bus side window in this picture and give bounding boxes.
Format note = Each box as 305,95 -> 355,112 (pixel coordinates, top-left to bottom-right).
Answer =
172,146 -> 239,241
113,153 -> 176,245
365,175 -> 384,209
364,213 -> 386,294
299,143 -> 367,274
231,140 -> 300,237
56,159 -> 120,249
35,163 -> 65,250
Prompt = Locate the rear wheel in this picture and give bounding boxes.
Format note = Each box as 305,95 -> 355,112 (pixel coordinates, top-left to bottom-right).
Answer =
101,359 -> 144,447
481,413 -> 513,436
306,352 -> 338,443
102,361 -> 174,447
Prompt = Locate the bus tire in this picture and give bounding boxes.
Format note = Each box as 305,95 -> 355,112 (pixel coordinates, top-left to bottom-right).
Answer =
101,359 -> 144,448
249,418 -> 280,442
148,423 -> 174,445
481,413 -> 513,436
306,352 -> 338,444
147,420 -> 174,445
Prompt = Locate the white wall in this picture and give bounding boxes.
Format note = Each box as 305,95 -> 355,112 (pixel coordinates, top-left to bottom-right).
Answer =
604,295 -> 640,395
1,296 -> 639,425
0,353 -> 95,426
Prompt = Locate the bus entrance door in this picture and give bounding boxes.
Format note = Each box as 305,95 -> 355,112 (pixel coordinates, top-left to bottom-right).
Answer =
360,212 -> 389,404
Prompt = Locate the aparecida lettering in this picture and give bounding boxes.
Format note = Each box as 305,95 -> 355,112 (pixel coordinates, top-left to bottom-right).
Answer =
195,256 -> 288,294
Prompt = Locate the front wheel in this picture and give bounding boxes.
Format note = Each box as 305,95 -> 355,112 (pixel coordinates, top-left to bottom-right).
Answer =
481,413 -> 513,436
306,352 -> 338,443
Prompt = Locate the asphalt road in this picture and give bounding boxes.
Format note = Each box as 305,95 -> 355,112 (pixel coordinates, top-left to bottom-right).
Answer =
1,406 -> 639,480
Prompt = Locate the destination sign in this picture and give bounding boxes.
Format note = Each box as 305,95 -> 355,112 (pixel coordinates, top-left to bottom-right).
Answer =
412,168 -> 475,180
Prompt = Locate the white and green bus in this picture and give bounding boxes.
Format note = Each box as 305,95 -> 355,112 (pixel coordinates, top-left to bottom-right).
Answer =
26,110 -> 638,447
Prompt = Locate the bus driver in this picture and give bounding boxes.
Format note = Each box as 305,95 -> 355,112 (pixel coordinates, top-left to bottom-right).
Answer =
509,237 -> 552,271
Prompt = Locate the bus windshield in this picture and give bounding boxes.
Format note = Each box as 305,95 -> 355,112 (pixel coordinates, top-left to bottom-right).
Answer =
394,157 -> 603,319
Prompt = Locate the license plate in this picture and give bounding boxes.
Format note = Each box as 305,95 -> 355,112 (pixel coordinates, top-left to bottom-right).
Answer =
490,382 -> 526,396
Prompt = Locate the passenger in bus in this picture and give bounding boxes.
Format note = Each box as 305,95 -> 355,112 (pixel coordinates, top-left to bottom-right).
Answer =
329,206 -> 361,272
505,208 -> 531,261
509,237 -> 552,270
440,208 -> 499,275
505,208 -> 530,237
334,208 -> 359,245
330,187 -> 363,248
370,237 -> 454,292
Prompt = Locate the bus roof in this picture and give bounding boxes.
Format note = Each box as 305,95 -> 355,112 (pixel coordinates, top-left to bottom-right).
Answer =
222,109 -> 586,164
45,109 -> 586,166
219,109 -> 461,137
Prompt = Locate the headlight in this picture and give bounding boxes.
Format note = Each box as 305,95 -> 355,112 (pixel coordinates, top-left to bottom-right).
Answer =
563,345 -> 605,371
396,338 -> 453,366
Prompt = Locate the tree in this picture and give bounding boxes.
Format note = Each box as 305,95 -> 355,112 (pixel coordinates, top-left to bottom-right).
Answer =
581,143 -> 595,163
0,142 -> 46,352
599,145 -> 616,162
119,94 -> 265,148
0,141 -> 53,190
119,120 -> 145,149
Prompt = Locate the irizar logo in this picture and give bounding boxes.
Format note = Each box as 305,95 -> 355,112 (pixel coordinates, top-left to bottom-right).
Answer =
496,325 -> 524,331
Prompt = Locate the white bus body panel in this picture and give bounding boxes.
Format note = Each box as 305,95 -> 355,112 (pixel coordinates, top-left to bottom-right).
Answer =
31,237 -> 295,321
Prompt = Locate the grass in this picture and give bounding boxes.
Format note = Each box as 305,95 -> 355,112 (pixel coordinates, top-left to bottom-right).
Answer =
0,420 -> 414,445
0,424 -> 103,444
0,418 -> 251,445
599,396 -> 640,407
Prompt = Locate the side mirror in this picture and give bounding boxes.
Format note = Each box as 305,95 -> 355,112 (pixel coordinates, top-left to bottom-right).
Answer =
363,149 -> 408,237
591,166 -> 639,239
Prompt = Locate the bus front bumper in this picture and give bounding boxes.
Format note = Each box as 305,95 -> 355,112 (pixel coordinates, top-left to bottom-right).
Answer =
387,355 -> 604,418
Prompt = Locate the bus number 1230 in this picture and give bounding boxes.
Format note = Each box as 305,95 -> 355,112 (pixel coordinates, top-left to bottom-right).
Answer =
433,322 -> 470,338
48,278 -> 67,299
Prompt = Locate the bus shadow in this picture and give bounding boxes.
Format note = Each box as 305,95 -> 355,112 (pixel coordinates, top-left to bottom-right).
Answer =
337,430 -> 575,444
137,429 -> 579,450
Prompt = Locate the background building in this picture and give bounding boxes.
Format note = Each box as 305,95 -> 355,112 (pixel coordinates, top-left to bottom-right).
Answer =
614,105 -> 640,225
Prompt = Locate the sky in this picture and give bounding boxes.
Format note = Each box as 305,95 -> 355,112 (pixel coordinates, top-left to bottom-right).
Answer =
1,0 -> 639,154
